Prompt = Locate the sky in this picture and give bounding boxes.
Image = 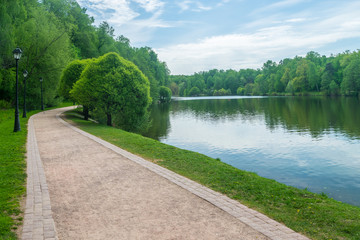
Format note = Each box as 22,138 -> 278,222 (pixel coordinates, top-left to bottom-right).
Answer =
76,0 -> 360,75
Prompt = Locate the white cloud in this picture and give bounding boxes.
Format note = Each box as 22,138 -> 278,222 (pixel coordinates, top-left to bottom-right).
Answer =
77,0 -> 138,26
215,0 -> 231,8
133,0 -> 165,12
177,1 -> 213,12
285,18 -> 306,23
77,0 -> 170,45
195,3 -> 212,11
257,0 -> 307,13
156,1 -> 360,75
177,0 -> 192,11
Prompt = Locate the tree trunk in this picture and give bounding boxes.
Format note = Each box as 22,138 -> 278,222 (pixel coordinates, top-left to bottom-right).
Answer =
83,105 -> 89,121
106,113 -> 112,126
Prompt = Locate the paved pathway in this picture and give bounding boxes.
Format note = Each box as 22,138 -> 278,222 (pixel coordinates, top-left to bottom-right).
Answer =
22,107 -> 310,240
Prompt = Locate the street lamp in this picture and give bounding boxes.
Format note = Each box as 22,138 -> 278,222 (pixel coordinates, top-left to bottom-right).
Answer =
13,47 -> 22,132
40,77 -> 44,110
22,69 -> 28,118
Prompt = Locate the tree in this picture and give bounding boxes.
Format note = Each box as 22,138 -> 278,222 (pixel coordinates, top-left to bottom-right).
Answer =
159,86 -> 172,103
132,47 -> 169,101
59,59 -> 92,100
188,86 -> 200,96
254,74 -> 268,95
59,58 -> 92,119
329,80 -> 340,96
70,52 -> 151,130
237,87 -> 245,95
244,83 -> 254,95
321,63 -> 335,93
213,88 -> 231,96
97,21 -> 117,55
0,0 -> 72,108
341,57 -> 360,95
169,82 -> 179,96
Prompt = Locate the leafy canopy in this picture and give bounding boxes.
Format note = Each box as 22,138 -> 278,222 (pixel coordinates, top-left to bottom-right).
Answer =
70,52 -> 151,130
159,86 -> 172,103
59,59 -> 92,100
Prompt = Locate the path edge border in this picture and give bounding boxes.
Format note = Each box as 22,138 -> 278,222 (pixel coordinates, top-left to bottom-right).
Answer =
22,112 -> 58,240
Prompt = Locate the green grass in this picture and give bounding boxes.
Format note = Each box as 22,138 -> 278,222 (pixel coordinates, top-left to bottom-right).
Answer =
0,109 -> 33,240
64,108 -> 360,240
0,102 -> 73,240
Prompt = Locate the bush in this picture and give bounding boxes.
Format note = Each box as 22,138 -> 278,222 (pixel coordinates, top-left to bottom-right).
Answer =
213,88 -> 231,96
159,86 -> 172,103
188,87 -> 200,96
0,100 -> 11,109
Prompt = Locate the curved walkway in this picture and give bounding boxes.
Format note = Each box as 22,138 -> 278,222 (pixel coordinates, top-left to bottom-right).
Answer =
22,107 -> 309,240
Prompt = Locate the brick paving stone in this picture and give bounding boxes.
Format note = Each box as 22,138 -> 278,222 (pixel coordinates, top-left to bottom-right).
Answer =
22,115 -> 58,240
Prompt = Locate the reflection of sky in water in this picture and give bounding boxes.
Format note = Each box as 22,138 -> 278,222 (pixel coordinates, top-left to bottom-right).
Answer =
160,111 -> 360,206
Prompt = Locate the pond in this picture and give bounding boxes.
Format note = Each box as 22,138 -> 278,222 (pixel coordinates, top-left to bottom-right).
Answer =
143,96 -> 360,207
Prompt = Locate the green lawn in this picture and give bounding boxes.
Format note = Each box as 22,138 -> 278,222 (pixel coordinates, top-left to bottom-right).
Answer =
0,109 -> 32,239
64,108 -> 360,240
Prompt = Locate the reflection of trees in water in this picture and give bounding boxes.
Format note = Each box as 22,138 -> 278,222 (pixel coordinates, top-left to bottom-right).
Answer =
142,103 -> 171,140
171,98 -> 261,122
261,97 -> 360,139
149,97 -> 360,140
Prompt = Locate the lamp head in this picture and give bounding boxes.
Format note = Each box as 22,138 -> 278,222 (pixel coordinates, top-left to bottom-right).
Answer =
23,70 -> 28,78
39,77 -> 43,82
13,47 -> 22,60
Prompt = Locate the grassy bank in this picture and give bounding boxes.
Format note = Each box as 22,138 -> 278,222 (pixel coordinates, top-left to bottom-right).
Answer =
64,108 -> 360,240
0,109 -> 31,239
0,109 -> 38,239
0,103 -> 72,239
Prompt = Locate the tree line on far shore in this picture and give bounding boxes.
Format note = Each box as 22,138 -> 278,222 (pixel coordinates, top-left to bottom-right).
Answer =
169,50 -> 360,97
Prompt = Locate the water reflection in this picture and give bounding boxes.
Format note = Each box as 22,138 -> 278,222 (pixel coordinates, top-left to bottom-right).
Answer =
143,97 -> 360,206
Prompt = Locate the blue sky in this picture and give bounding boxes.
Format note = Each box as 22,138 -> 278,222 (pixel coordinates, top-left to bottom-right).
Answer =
77,0 -> 360,75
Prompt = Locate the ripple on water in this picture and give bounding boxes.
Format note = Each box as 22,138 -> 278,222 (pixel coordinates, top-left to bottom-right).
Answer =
148,97 -> 360,206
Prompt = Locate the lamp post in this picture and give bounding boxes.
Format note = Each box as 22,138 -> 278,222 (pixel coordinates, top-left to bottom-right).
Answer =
13,47 -> 22,132
40,77 -> 44,110
22,69 -> 28,118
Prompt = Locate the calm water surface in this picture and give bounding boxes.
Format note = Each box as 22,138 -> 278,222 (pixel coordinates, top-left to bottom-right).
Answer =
143,96 -> 360,206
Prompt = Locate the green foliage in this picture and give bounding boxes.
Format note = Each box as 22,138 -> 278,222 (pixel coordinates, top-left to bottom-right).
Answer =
329,80 -> 340,96
59,59 -> 92,100
236,87 -> 245,95
213,88 -> 231,96
71,52 -> 151,131
170,50 -> 360,97
0,0 -> 72,109
0,100 -> 11,109
65,110 -> 360,240
188,86 -> 200,96
341,54 -> 360,95
169,82 -> 179,96
159,86 -> 172,103
131,47 -> 170,101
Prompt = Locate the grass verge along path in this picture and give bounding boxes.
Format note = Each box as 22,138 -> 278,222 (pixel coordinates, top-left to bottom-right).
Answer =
0,109 -> 30,240
64,109 -> 360,240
